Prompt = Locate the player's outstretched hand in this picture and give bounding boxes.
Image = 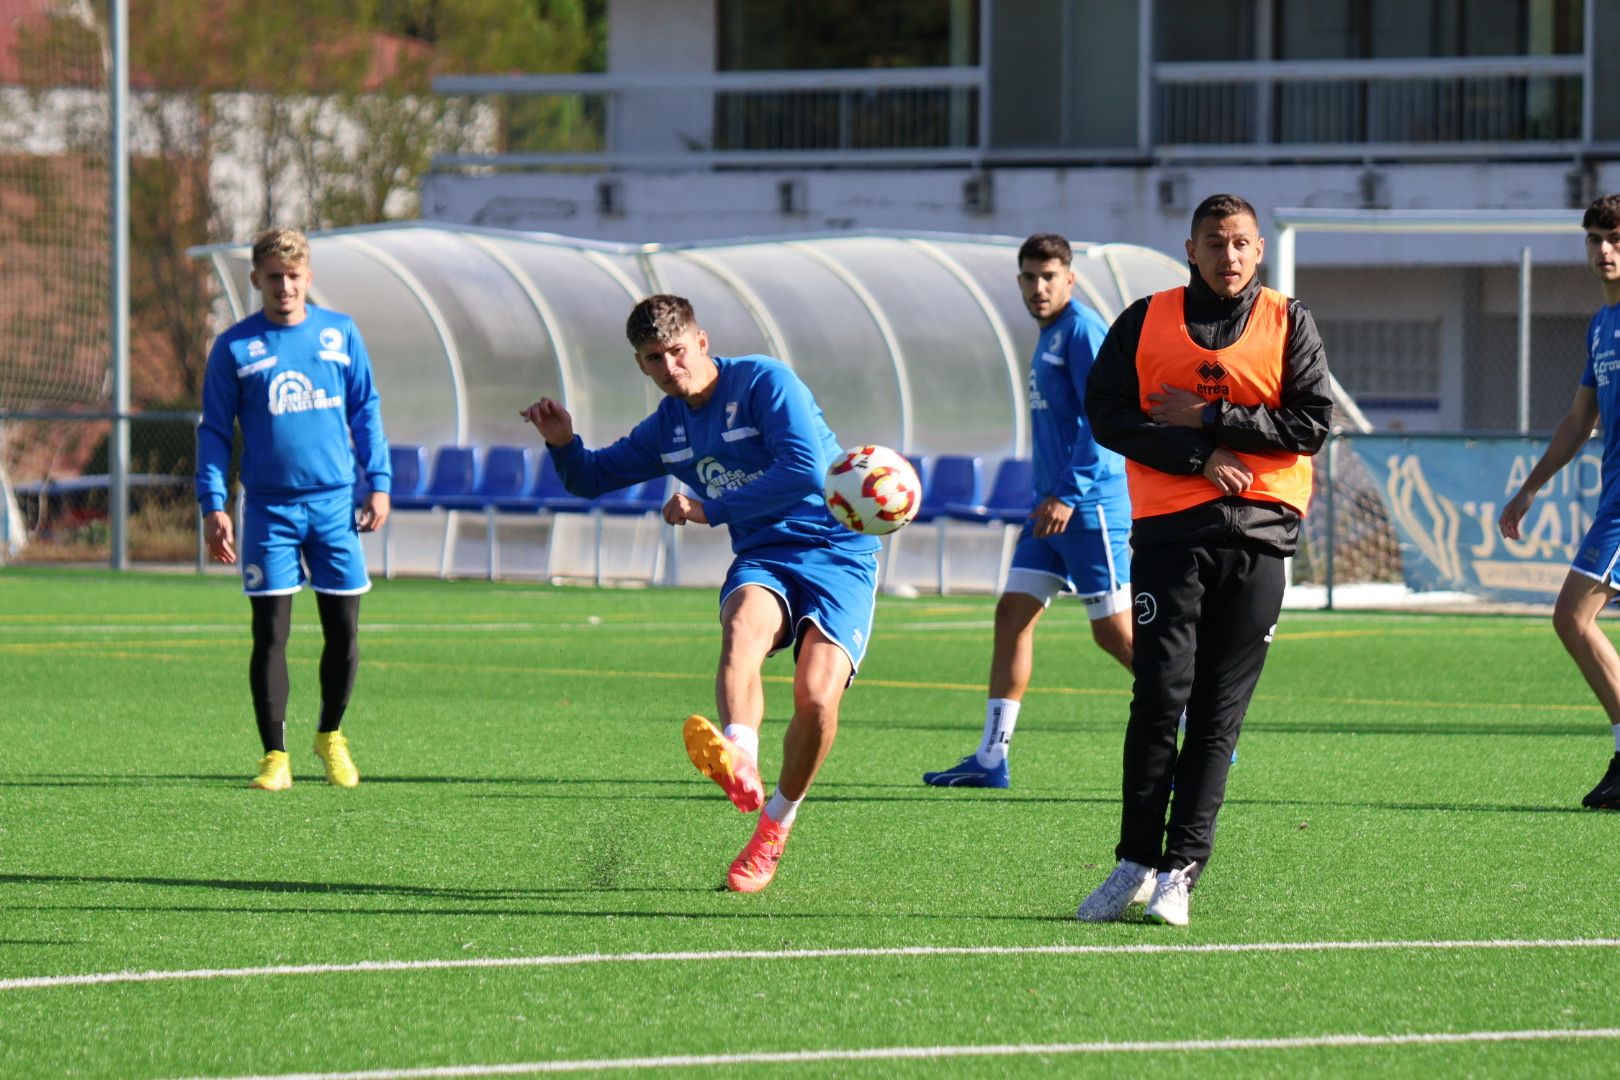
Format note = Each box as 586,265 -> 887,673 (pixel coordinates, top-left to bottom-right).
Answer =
204,510 -> 236,564
1203,447 -> 1253,496
663,492 -> 708,526
520,397 -> 575,447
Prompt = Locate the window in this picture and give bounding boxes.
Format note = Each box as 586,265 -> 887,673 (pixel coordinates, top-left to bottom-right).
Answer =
718,0 -> 979,71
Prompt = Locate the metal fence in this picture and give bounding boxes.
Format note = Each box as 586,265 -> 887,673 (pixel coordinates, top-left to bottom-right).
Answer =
0,411 -> 203,568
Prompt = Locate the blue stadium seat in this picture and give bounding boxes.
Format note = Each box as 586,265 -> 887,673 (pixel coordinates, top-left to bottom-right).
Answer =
438,445 -> 533,511
393,445 -> 479,511
944,457 -> 1034,524
388,444 -> 428,502
524,452 -> 595,514
914,454 -> 981,523
597,477 -> 668,517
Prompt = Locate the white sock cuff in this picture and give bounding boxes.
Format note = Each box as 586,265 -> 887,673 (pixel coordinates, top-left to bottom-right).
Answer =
723,723 -> 760,761
764,787 -> 802,828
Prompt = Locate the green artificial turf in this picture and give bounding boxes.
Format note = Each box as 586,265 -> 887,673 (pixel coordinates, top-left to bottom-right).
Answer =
2,565 -> 1618,1078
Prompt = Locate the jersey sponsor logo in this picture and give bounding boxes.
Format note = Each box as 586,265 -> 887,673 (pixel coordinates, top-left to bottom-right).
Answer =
1195,359 -> 1230,397
1027,366 -> 1049,411
695,455 -> 762,499
1134,591 -> 1157,625
268,371 -> 344,416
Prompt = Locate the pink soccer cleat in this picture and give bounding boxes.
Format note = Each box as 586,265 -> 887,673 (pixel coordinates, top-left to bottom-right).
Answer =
726,812 -> 791,893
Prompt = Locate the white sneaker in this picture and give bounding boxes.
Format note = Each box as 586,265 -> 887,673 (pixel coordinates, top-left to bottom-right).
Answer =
1143,864 -> 1196,927
1076,859 -> 1155,922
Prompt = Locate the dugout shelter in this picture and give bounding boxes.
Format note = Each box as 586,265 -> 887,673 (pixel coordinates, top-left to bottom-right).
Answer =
192,224 -> 1187,588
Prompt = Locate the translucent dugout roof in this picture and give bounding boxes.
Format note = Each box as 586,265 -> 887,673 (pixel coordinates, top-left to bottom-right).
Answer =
192,223 -> 1188,465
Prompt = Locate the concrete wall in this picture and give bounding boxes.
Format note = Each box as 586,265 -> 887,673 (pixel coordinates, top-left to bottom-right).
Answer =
606,0 -> 716,154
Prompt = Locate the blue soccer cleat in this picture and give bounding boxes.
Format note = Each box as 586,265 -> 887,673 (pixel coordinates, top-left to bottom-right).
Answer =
923,754 -> 1010,789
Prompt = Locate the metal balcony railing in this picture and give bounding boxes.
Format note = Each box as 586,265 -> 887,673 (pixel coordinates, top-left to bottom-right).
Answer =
1152,54 -> 1589,159
433,54 -> 1598,171
434,68 -> 985,169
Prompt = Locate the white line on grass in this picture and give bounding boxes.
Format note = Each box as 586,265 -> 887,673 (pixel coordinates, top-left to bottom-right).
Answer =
6,937 -> 1618,993
176,1026 -> 1620,1079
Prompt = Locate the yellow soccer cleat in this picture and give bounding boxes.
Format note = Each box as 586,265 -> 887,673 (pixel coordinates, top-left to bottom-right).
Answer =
249,750 -> 292,791
313,730 -> 360,788
682,714 -> 763,813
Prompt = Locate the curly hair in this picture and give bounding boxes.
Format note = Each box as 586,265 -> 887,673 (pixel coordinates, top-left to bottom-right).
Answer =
625,294 -> 696,349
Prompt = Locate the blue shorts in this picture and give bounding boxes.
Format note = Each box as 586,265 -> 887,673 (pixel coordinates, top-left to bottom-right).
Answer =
720,542 -> 879,676
1003,500 -> 1131,617
1571,512 -> 1620,588
240,491 -> 371,597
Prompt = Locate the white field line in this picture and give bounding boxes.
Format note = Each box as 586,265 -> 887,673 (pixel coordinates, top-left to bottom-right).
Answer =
178,1026 -> 1620,1079
6,937 -> 1618,993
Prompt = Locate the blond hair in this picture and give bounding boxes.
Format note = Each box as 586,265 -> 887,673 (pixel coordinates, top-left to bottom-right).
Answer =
251,227 -> 310,269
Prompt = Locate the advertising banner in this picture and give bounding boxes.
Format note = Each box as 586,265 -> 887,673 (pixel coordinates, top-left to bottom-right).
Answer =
1349,434 -> 1604,603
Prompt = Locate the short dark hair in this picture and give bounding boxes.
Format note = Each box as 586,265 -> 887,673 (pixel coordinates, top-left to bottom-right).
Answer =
1582,194 -> 1620,232
1190,193 -> 1260,236
1017,233 -> 1072,266
626,294 -> 696,349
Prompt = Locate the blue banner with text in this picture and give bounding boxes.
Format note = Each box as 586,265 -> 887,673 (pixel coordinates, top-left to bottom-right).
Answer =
1349,434 -> 1604,602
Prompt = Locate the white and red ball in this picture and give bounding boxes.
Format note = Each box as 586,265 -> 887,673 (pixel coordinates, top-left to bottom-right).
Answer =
824,444 -> 921,536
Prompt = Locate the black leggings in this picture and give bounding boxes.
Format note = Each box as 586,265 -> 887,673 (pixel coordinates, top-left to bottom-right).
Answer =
248,592 -> 362,753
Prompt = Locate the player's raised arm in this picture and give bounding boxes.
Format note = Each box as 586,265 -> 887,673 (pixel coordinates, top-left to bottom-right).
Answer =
521,397 -> 575,447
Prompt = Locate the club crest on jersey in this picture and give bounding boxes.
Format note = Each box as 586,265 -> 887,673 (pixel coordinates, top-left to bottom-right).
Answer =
317,326 -> 351,365
268,371 -> 343,416
248,339 -> 267,358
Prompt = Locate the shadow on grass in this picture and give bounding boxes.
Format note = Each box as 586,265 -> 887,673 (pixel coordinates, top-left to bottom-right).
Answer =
11,900 -> 1072,923
0,872 -> 703,901
0,774 -> 693,789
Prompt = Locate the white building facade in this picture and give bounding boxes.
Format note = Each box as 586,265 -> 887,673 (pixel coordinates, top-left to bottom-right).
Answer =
423,0 -> 1620,433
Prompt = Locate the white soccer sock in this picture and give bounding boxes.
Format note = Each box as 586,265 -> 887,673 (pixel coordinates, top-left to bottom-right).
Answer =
764,787 -> 801,828
974,698 -> 1021,767
723,723 -> 759,762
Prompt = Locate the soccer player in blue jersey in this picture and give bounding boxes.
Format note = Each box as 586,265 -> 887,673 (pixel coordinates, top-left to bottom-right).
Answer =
923,233 -> 1133,789
197,227 -> 391,792
1499,193 -> 1620,810
521,294 -> 882,893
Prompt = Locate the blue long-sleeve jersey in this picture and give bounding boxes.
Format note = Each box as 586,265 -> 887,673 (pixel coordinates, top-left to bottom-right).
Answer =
1582,303 -> 1620,516
196,307 -> 390,513
1029,299 -> 1128,508
549,355 -> 880,557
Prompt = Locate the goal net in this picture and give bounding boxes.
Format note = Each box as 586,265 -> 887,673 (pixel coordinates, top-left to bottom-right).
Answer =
1275,208 -> 1592,608
0,0 -> 110,555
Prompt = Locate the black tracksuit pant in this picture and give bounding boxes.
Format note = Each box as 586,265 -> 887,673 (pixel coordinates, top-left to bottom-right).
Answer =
1115,538 -> 1286,884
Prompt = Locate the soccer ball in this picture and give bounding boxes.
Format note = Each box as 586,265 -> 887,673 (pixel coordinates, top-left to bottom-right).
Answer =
824,444 -> 921,536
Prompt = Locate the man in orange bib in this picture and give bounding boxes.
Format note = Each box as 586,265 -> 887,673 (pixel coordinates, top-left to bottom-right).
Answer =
1075,194 -> 1335,927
